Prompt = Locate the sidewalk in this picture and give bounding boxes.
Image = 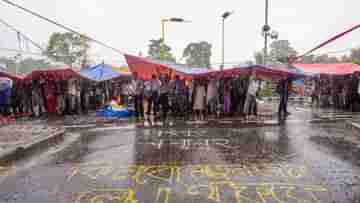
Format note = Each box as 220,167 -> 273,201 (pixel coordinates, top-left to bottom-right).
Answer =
0,123 -> 65,164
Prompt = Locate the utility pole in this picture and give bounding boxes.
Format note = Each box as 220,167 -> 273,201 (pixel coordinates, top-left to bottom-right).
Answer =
262,0 -> 278,65
221,17 -> 225,71
15,32 -> 22,74
263,0 -> 269,65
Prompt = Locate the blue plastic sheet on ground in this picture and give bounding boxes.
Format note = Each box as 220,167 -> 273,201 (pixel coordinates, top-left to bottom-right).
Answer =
97,105 -> 135,119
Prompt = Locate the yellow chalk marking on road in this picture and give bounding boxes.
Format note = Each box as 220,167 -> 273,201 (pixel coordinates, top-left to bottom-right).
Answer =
155,187 -> 171,203
74,188 -> 138,203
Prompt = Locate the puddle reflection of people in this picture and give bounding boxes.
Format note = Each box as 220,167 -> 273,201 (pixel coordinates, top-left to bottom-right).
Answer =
193,80 -> 206,121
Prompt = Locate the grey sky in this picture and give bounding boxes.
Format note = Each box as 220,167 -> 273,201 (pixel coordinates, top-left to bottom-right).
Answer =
0,0 -> 359,68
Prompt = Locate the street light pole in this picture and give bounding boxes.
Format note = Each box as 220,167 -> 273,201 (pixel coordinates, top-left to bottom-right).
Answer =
160,19 -> 167,59
160,18 -> 189,60
264,0 -> 269,65
221,17 -> 225,71
221,11 -> 233,71
161,19 -> 167,44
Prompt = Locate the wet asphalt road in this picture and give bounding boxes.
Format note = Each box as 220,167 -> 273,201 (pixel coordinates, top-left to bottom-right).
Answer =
0,106 -> 360,203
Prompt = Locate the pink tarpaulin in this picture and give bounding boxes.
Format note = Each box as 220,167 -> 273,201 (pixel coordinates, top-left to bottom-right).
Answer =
125,54 -> 305,80
293,63 -> 360,75
196,66 -> 304,80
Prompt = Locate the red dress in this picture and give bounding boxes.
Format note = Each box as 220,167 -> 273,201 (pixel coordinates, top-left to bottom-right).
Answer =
46,82 -> 56,114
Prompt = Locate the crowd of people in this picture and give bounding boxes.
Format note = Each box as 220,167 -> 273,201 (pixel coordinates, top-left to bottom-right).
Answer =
131,71 -> 290,120
1,69 -> 360,121
309,72 -> 360,111
0,77 -> 131,117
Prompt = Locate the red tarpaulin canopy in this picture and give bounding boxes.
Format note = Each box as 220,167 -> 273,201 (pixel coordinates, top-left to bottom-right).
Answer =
24,68 -> 82,81
125,54 -> 305,80
124,54 -> 211,80
293,63 -> 360,75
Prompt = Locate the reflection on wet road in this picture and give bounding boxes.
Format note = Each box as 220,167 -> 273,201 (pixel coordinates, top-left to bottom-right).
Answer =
0,108 -> 360,202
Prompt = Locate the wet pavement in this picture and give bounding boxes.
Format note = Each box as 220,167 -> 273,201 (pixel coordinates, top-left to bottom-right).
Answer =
0,106 -> 360,203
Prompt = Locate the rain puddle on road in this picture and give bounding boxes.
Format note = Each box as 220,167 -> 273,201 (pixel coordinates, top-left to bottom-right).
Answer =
0,122 -> 359,202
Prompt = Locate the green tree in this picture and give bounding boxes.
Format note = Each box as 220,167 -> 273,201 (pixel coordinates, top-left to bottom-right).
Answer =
182,41 -> 212,68
298,54 -> 340,64
254,51 -> 264,64
269,40 -> 297,63
0,57 -> 57,74
254,40 -> 297,65
147,39 -> 176,62
314,54 -> 339,64
345,48 -> 360,64
0,57 -> 15,72
44,32 -> 90,67
19,58 -> 53,74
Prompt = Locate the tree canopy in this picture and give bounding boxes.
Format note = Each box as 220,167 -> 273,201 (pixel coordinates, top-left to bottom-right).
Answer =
0,57 -> 56,74
254,40 -> 297,65
183,41 -> 212,68
44,32 -> 90,67
254,39 -> 360,65
147,39 -> 176,63
341,48 -> 360,65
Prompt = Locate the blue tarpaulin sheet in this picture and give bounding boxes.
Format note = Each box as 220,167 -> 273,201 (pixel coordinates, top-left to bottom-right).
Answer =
0,79 -> 11,105
0,88 -> 11,105
80,63 -> 129,81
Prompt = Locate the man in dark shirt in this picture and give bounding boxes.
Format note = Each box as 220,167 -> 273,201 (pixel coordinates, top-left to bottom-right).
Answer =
277,77 -> 292,118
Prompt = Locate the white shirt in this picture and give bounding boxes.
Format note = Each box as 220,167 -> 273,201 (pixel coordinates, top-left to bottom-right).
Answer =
68,79 -> 76,96
132,79 -> 144,95
145,79 -> 161,92
247,79 -> 259,96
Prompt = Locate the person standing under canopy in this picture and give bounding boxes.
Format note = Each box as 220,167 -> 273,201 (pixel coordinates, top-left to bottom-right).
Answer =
159,74 -> 171,120
277,77 -> 292,118
131,72 -> 145,119
145,74 -> 161,117
244,72 -> 260,120
206,79 -> 218,115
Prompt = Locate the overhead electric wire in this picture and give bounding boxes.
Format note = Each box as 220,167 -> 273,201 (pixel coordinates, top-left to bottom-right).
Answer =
0,0 -> 125,55
0,18 -> 43,51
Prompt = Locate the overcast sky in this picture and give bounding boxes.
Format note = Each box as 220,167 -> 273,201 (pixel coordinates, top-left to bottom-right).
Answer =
0,0 -> 359,68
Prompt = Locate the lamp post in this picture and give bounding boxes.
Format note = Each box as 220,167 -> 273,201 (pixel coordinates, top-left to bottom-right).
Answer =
160,18 -> 190,60
221,11 -> 233,71
262,0 -> 278,65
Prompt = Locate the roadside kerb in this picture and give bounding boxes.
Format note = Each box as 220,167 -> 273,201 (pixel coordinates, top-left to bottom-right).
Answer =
0,129 -> 65,165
